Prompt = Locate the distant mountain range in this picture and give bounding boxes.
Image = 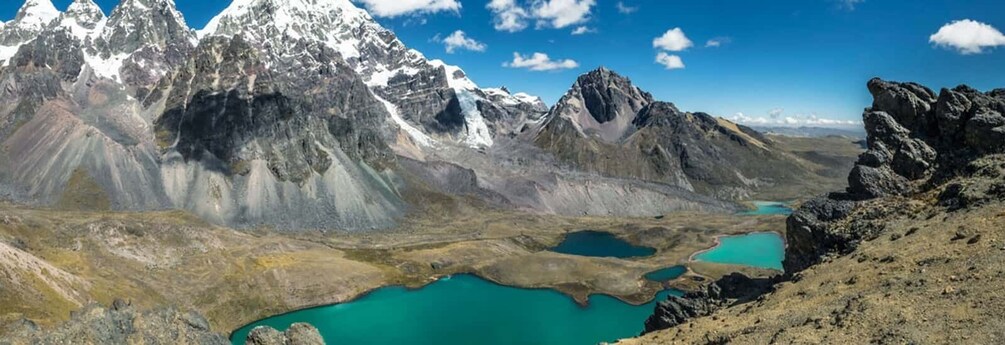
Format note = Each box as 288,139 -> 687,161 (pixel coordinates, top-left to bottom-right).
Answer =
750,126 -> 866,139
0,0 -> 853,231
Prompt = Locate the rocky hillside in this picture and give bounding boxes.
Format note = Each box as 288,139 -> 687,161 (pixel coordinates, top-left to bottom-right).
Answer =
531,68 -> 832,199
1,299 -> 229,344
1,299 -> 324,345
627,78 -> 1005,344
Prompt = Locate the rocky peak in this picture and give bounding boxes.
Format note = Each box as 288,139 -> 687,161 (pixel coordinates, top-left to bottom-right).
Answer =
575,67 -> 653,124
542,67 -> 654,142
0,0 -> 61,45
200,0 -> 379,68
97,0 -> 194,55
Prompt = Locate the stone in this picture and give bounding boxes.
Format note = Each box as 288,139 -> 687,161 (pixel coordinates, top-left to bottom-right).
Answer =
245,323 -> 325,345
246,326 -> 285,345
284,323 -> 325,345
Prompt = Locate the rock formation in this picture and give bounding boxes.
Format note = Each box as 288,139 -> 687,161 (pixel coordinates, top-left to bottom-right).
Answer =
642,273 -> 774,334
786,78 -> 1005,273
245,323 -> 324,345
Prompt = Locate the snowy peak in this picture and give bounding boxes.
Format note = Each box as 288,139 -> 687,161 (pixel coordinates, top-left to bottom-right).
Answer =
58,0 -> 106,40
99,0 -> 195,54
11,0 -> 60,29
201,0 -> 370,41
0,0 -> 60,45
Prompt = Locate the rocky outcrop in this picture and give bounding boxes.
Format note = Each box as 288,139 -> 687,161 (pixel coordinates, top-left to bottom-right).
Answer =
245,323 -> 324,345
785,78 -> 1005,272
642,273 -> 774,334
0,299 -> 228,344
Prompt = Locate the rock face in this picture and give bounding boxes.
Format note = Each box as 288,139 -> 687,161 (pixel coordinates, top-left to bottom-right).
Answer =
532,68 -> 816,199
785,78 -> 1005,273
199,0 -> 544,149
245,323 -> 324,345
642,273 -> 774,334
0,299 -> 228,345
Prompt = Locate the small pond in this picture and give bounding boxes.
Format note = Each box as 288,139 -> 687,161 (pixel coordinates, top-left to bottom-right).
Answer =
693,232 -> 785,271
643,265 -> 687,282
740,201 -> 793,216
550,230 -> 656,258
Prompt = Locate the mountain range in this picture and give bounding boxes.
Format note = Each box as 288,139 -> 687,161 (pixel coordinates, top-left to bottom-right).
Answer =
0,0 -> 850,231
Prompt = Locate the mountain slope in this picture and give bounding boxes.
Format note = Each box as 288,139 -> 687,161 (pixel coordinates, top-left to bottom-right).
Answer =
0,0 -> 404,230
532,68 -> 828,199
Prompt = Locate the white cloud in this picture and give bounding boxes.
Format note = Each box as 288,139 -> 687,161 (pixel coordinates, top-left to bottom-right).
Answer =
769,108 -> 784,118
533,0 -> 596,29
571,26 -> 596,35
488,0 -> 596,32
836,0 -> 864,11
730,112 -> 860,128
655,52 -> 685,70
653,28 -> 693,52
616,1 -> 638,14
705,37 -> 731,48
438,30 -> 486,53
355,0 -> 461,17
929,19 -> 1005,55
487,0 -> 529,32
504,52 -> 579,71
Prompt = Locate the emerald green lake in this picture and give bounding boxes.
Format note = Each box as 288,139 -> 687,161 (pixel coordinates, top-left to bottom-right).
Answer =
550,230 -> 656,258
693,232 -> 785,270
741,201 -> 793,216
643,266 -> 687,282
230,274 -> 682,345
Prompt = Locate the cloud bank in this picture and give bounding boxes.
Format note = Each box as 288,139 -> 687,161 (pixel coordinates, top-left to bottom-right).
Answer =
355,0 -> 461,17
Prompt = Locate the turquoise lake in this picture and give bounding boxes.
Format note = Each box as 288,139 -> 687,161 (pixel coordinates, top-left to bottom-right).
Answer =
230,274 -> 681,345
741,201 -> 793,216
550,230 -> 656,258
643,266 -> 687,282
693,232 -> 785,270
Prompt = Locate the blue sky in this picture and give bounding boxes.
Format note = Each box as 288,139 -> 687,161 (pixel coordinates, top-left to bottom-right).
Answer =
3,0 -> 1004,127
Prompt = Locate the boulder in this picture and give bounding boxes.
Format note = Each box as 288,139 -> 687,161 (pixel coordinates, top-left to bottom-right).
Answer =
246,323 -> 325,345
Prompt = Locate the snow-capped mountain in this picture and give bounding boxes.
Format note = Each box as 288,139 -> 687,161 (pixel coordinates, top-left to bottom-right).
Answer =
0,0 -> 739,231
199,0 -> 544,149
0,0 -> 60,64
57,0 -> 105,40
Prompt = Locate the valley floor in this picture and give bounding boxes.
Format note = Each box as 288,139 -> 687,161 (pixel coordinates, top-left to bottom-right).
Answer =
0,202 -> 785,337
